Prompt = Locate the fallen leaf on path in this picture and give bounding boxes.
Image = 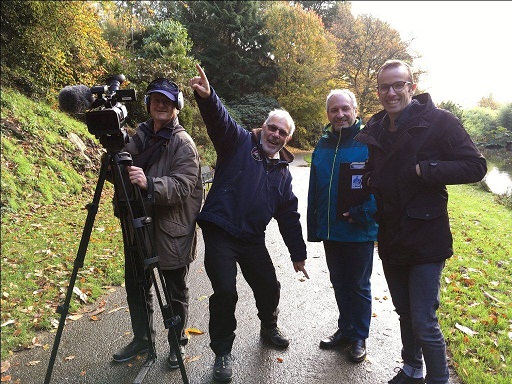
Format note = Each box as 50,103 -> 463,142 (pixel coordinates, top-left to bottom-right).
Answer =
64,356 -> 75,361
1,375 -> 11,382
185,355 -> 201,363
107,306 -> 127,314
32,337 -> 42,347
1,361 -> 10,373
276,357 -> 283,363
25,361 -> 40,366
87,307 -> 105,317
68,314 -> 83,321
185,327 -> 204,335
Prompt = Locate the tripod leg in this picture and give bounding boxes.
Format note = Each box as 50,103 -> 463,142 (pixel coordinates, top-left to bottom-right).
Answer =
44,153 -> 112,384
112,152 -> 190,384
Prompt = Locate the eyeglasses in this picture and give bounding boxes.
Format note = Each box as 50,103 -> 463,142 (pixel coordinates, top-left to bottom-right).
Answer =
266,124 -> 289,138
376,81 -> 412,94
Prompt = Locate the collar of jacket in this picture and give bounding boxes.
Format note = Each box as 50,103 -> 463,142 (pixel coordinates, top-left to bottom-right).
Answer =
140,116 -> 180,140
251,127 -> 295,163
365,93 -> 433,133
324,117 -> 362,141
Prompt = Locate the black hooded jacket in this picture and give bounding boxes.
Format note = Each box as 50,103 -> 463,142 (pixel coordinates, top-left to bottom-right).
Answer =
355,93 -> 487,265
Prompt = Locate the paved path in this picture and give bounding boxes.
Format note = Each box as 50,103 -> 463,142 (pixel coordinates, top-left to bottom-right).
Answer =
3,153 -> 462,384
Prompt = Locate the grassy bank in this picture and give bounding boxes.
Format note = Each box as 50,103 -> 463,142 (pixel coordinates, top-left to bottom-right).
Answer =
442,184 -> 511,383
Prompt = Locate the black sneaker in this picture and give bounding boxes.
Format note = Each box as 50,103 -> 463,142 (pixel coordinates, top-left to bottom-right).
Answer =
388,368 -> 425,384
213,354 -> 233,382
112,338 -> 149,363
168,345 -> 185,369
260,326 -> 290,348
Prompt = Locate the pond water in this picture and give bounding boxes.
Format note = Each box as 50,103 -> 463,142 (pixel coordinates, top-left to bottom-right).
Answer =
480,149 -> 512,196
483,166 -> 512,195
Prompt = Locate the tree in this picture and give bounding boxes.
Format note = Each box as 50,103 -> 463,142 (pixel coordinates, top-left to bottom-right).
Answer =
438,101 -> 465,121
177,1 -> 277,102
329,3 -> 415,120
1,1 -> 116,99
462,107 -> 498,143
291,1 -> 342,29
497,103 -> 512,132
478,94 -> 500,110
226,93 -> 280,130
263,2 -> 338,146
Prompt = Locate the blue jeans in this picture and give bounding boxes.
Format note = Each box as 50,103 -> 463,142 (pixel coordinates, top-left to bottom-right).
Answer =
382,261 -> 449,384
323,241 -> 374,340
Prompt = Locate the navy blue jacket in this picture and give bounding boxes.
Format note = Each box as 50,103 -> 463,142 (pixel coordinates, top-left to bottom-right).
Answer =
307,119 -> 378,243
195,89 -> 307,262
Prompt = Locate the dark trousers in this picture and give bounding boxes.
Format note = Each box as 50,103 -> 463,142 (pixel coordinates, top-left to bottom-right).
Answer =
124,249 -> 190,347
382,261 -> 449,384
202,223 -> 280,356
323,241 -> 374,340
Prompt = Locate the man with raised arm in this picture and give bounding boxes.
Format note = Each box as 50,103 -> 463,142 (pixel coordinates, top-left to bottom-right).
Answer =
190,64 -> 308,382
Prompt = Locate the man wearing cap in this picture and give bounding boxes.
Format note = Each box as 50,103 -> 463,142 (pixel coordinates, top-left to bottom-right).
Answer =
111,78 -> 203,370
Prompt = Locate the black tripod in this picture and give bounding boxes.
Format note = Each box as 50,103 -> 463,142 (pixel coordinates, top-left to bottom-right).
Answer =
44,149 -> 189,384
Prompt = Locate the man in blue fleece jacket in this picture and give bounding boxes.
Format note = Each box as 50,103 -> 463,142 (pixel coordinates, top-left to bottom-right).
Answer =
190,64 -> 309,383
308,89 -> 378,364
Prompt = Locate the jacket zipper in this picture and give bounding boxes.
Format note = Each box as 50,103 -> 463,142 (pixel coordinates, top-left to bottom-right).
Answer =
327,132 -> 342,238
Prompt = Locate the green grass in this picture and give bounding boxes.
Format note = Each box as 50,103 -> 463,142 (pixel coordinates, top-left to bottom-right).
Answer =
442,184 -> 512,383
1,188 -> 125,358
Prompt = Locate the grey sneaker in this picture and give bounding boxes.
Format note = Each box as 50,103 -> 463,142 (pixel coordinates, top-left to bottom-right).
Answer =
168,345 -> 185,369
213,354 -> 233,382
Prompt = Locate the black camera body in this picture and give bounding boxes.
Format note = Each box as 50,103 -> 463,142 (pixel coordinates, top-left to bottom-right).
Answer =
85,75 -> 136,151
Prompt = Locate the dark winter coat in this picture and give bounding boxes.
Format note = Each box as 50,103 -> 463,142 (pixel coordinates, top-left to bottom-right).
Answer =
355,93 -> 487,265
194,89 -> 307,262
123,118 -> 203,269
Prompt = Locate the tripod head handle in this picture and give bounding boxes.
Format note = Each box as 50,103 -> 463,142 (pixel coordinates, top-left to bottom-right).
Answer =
117,152 -> 133,166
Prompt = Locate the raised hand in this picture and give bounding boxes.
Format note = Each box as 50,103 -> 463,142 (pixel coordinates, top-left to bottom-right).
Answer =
189,63 -> 211,98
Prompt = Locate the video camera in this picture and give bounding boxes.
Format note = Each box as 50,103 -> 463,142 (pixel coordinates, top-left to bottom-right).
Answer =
59,74 -> 136,151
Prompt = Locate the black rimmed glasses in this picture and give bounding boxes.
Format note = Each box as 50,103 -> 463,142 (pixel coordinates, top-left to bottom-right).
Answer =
266,123 -> 290,138
376,81 -> 412,94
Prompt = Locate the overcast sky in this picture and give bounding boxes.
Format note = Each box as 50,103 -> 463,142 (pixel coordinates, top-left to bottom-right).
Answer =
350,1 -> 512,108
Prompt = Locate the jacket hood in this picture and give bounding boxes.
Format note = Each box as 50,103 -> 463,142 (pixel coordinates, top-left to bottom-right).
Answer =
251,127 -> 295,163
365,93 -> 434,128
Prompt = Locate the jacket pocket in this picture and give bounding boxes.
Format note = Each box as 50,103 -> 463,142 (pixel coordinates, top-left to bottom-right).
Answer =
160,218 -> 189,237
406,205 -> 445,220
156,218 -> 195,268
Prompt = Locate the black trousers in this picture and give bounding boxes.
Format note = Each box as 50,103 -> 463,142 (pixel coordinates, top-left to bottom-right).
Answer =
124,248 -> 190,348
202,222 -> 280,356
